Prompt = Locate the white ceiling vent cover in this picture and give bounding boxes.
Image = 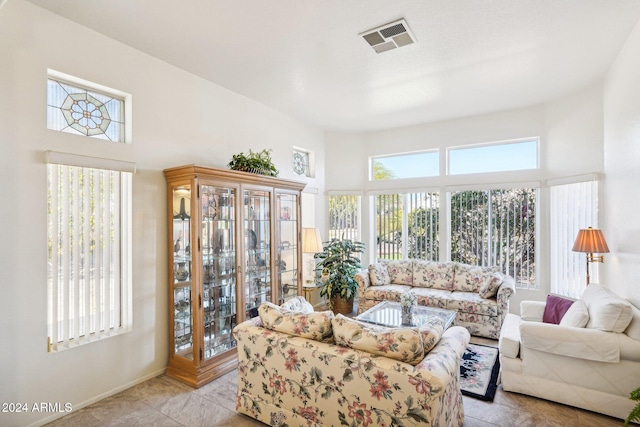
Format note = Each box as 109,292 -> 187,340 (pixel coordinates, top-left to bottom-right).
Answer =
359,19 -> 416,54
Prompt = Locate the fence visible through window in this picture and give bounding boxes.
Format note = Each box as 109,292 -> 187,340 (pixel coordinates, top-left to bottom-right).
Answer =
375,192 -> 439,261
450,188 -> 537,289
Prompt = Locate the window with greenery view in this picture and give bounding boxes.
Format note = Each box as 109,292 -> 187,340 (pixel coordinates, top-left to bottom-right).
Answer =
450,189 -> 537,288
373,188 -> 537,288
371,150 -> 439,181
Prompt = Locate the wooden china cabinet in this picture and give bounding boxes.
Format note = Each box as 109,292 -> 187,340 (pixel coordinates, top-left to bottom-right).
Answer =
163,165 -> 305,387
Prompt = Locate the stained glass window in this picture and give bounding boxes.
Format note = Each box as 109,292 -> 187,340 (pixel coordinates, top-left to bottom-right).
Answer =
47,77 -> 126,143
292,149 -> 310,177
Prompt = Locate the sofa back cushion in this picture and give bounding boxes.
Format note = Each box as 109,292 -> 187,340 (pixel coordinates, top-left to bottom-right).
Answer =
413,260 -> 454,290
582,283 -> 633,332
559,300 -> 589,328
387,260 -> 414,286
368,262 -> 391,286
331,314 -> 425,365
453,263 -> 499,292
258,302 -> 335,343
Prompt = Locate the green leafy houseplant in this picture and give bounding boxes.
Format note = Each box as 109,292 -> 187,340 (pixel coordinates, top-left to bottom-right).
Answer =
314,237 -> 365,314
625,386 -> 640,426
227,149 -> 279,177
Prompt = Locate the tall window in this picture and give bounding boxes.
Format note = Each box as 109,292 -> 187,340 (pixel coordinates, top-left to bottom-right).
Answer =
450,189 -> 537,288
328,195 -> 360,241
549,179 -> 599,298
47,152 -> 133,351
375,192 -> 440,261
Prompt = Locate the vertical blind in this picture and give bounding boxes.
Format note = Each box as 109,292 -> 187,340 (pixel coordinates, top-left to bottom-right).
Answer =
328,195 -> 360,241
549,180 -> 598,298
47,151 -> 133,351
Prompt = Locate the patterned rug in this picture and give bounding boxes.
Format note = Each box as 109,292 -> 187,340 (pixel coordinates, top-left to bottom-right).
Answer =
460,343 -> 500,401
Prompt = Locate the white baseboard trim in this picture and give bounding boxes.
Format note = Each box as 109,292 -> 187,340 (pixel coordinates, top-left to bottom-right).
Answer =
28,368 -> 167,427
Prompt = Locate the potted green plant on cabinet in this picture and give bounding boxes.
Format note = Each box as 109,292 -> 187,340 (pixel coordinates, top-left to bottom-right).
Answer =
314,237 -> 365,315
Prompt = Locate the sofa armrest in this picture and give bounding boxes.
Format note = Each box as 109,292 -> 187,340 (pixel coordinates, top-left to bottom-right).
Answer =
496,275 -> 515,313
355,269 -> 370,300
414,326 -> 470,396
520,301 -> 545,322
519,319 -> 620,362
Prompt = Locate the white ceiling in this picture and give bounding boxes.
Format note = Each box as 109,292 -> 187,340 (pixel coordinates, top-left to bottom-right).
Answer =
26,0 -> 640,132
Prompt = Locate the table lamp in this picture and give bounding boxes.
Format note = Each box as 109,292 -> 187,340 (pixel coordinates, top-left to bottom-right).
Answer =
572,227 -> 609,286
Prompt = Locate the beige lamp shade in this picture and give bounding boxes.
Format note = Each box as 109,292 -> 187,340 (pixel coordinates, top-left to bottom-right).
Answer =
572,227 -> 609,253
302,228 -> 323,253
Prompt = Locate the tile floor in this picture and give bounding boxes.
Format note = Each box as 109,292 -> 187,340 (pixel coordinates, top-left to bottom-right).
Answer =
45,363 -> 626,427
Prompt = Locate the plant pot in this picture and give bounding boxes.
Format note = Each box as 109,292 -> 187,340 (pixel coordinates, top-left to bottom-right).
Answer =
331,296 -> 354,315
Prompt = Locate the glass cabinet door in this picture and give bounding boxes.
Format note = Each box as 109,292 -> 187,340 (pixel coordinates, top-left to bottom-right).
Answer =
244,189 -> 271,318
172,185 -> 193,360
200,184 -> 237,359
276,192 -> 299,303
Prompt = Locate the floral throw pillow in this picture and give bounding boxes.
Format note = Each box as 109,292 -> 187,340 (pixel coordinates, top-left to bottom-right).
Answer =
478,272 -> 504,299
331,314 -> 425,365
258,302 -> 335,343
368,263 -> 391,286
419,317 -> 445,353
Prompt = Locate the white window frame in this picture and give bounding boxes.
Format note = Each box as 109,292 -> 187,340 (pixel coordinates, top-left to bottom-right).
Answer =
47,151 -> 134,351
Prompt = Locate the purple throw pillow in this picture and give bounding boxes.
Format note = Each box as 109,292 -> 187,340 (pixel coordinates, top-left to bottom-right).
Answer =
543,294 -> 575,324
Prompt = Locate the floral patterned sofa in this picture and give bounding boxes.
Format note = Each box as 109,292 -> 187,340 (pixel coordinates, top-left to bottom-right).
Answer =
233,299 -> 471,427
356,260 -> 515,339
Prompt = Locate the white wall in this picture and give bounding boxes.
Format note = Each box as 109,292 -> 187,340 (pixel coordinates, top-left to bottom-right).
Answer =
325,84 -> 606,310
0,1 -> 324,426
603,18 -> 640,305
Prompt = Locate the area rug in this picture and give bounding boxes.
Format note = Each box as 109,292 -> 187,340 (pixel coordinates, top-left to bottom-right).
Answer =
460,343 -> 500,401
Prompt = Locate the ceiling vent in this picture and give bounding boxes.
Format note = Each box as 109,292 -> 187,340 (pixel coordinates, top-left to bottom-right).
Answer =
359,19 -> 416,54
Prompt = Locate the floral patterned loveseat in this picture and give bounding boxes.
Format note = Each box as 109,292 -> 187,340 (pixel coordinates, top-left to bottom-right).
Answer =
356,260 -> 516,339
233,300 -> 471,427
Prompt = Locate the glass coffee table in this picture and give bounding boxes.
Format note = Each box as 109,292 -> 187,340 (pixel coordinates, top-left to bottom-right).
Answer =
356,301 -> 456,329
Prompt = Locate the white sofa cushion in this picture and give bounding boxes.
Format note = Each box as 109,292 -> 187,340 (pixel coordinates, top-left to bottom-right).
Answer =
559,299 -> 589,328
499,313 -> 521,359
624,304 -> 640,341
520,320 -> 620,363
582,283 -> 633,332
520,301 -> 545,322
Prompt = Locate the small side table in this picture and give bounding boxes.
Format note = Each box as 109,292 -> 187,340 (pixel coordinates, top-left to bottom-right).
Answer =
303,281 -> 324,307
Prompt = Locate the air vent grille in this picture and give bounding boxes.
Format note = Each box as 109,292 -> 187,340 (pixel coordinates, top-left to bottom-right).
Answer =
359,19 -> 416,54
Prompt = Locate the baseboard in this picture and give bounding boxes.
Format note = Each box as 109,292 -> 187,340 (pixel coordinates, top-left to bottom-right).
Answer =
28,368 -> 167,427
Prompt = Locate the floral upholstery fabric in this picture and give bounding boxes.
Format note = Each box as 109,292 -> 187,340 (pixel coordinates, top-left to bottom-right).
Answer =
355,260 -> 516,339
368,263 -> 391,286
386,260 -> 414,285
332,314 -> 425,365
447,291 -> 498,317
452,263 -> 499,292
234,319 -> 470,427
258,302 -> 335,343
362,284 -> 413,302
419,317 -> 445,353
478,272 -> 504,298
413,260 -> 455,290
411,288 -> 453,309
